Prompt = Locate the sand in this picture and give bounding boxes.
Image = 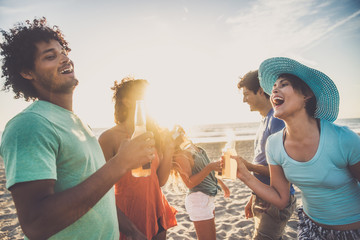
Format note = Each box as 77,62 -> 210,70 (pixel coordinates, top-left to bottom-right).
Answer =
0,140 -> 301,239
0,157 -> 23,240
164,141 -> 301,240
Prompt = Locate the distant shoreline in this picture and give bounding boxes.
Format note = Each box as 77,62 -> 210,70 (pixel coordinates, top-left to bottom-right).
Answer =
87,117 -> 360,144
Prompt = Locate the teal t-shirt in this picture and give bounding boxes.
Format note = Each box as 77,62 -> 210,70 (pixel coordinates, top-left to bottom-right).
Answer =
189,147 -> 221,196
0,101 -> 119,239
266,119 -> 360,225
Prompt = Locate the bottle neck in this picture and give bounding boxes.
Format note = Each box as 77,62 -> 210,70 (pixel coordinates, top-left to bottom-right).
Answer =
226,140 -> 235,149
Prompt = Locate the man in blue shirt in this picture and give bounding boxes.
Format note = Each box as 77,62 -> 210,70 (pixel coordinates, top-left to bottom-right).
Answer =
236,70 -> 296,240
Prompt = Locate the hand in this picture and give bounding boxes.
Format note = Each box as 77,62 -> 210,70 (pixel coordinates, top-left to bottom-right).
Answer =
231,155 -> 251,181
223,185 -> 230,198
160,128 -> 176,159
239,156 -> 251,170
219,156 -> 225,167
244,198 -> 253,219
115,131 -> 155,170
209,160 -> 222,172
253,200 -> 271,213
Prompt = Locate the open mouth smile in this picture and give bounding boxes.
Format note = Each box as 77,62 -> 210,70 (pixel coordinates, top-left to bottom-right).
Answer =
59,65 -> 74,74
272,96 -> 284,107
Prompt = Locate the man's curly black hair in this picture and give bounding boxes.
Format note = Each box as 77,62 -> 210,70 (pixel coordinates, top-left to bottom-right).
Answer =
0,17 -> 70,101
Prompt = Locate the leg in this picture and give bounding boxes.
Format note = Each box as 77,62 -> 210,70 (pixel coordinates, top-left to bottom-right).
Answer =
252,194 -> 297,240
193,218 -> 216,240
185,192 -> 216,240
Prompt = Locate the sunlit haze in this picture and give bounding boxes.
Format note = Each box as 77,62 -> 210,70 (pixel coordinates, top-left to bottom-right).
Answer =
1,0 -> 360,131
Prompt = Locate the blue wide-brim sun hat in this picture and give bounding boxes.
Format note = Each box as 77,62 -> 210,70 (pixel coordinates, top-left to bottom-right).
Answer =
259,57 -> 339,122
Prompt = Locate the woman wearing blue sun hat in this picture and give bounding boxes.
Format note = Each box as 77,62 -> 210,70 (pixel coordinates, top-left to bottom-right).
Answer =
235,57 -> 360,239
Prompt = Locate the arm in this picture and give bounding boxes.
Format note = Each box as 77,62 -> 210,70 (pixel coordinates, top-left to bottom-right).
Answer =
157,129 -> 175,187
349,161 -> 360,181
98,129 -> 119,162
239,156 -> 270,177
174,153 -> 222,189
244,195 -> 253,219
99,129 -> 148,238
217,178 -> 230,198
10,132 -> 155,240
341,128 -> 360,182
235,156 -> 290,209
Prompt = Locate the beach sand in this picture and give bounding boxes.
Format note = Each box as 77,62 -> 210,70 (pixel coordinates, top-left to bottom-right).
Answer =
0,157 -> 23,240
164,140 -> 301,240
0,140 -> 301,239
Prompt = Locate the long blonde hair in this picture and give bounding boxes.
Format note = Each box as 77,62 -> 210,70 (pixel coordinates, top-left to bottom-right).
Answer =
165,149 -> 194,193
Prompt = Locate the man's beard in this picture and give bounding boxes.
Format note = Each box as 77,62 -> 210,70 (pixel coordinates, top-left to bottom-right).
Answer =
52,78 -> 79,94
36,74 -> 79,94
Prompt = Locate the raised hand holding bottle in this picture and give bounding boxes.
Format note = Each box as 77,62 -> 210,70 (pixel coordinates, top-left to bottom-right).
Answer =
131,100 -> 151,177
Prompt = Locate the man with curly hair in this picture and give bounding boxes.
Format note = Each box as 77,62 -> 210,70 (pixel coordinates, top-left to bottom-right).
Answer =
0,17 -> 155,240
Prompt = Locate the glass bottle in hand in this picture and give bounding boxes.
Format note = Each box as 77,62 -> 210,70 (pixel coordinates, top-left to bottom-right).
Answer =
218,140 -> 237,180
131,100 -> 151,177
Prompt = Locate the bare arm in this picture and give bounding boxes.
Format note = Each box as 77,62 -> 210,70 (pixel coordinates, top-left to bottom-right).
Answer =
175,154 -> 222,189
244,195 -> 254,219
157,130 -> 175,187
349,161 -> 360,181
98,129 -> 119,162
11,132 -> 155,240
239,156 -> 270,177
235,157 -> 290,209
217,178 -> 230,198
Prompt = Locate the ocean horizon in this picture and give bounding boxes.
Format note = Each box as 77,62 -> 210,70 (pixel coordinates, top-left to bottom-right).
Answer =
91,118 -> 360,143
0,118 -> 359,144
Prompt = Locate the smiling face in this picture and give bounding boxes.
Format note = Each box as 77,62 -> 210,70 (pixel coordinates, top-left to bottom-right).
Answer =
22,39 -> 78,96
271,77 -> 308,120
242,87 -> 263,112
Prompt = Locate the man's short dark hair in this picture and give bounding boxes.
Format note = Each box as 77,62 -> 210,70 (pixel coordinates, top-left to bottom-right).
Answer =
237,70 -> 269,98
0,17 -> 70,101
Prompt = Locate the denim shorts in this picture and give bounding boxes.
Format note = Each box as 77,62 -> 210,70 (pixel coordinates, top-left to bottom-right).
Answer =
185,191 -> 215,221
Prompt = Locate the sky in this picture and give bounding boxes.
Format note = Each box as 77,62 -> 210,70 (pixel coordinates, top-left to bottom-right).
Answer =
1,0 -> 360,130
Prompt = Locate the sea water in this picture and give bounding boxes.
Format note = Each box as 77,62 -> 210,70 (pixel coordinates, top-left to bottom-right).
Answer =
190,118 -> 360,143
85,118 -> 360,143
2,118 -> 357,143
